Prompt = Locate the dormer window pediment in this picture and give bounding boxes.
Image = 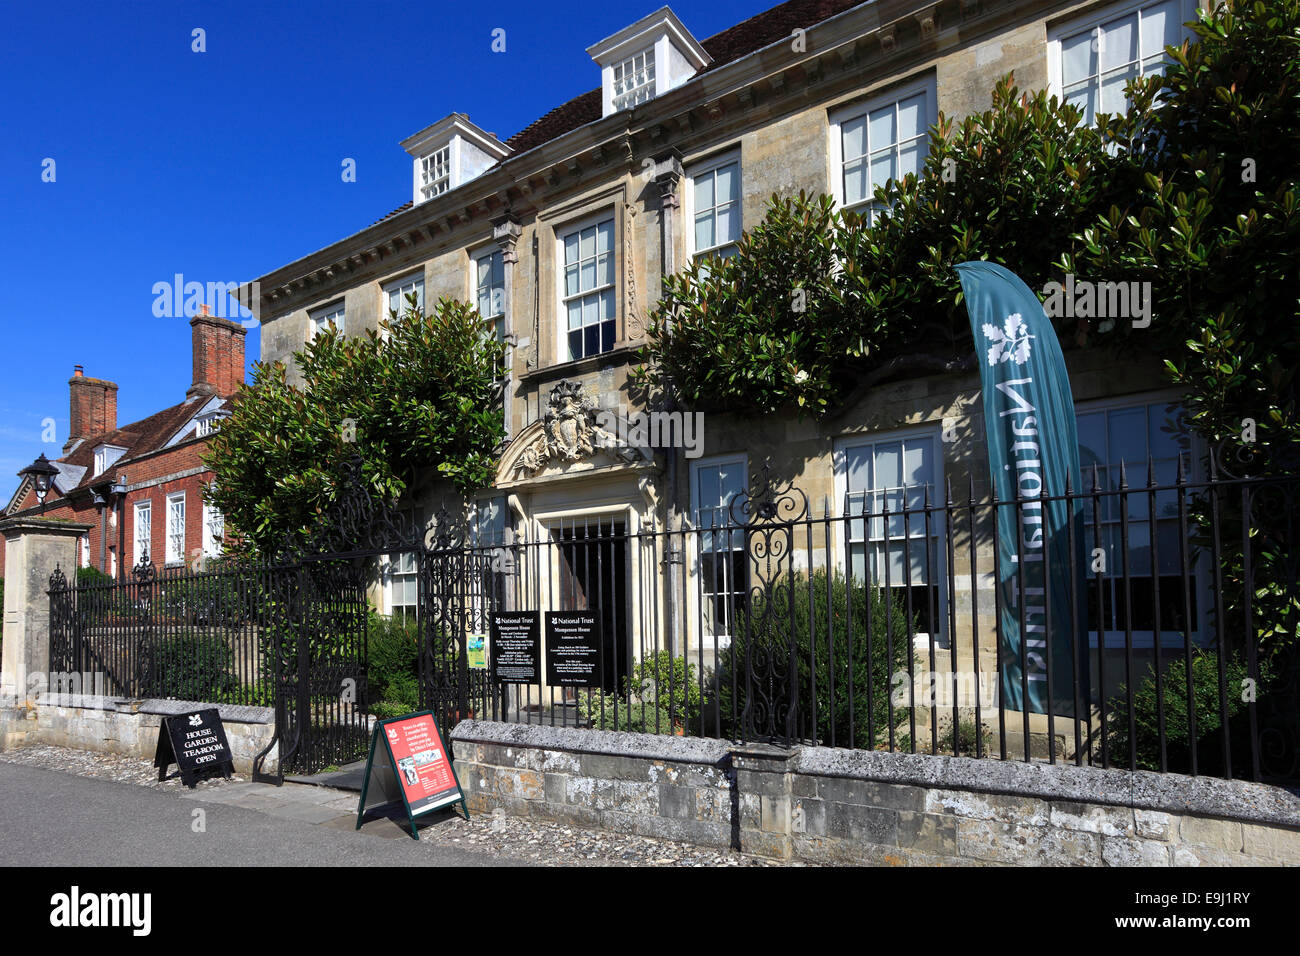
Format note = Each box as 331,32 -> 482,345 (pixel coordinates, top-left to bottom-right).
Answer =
401,114 -> 511,206
195,410 -> 229,438
587,6 -> 710,118
93,444 -> 126,478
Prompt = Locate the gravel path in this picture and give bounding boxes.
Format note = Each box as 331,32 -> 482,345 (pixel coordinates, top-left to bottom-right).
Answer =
0,745 -> 800,866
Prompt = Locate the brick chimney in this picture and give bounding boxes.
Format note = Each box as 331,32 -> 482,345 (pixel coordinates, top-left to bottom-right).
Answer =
65,365 -> 119,453
188,306 -> 247,399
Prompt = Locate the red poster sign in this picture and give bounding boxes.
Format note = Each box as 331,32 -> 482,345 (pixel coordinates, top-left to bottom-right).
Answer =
381,713 -> 461,816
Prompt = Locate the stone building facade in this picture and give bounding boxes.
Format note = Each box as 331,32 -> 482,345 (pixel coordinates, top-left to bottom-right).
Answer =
2,312 -> 245,579
252,0 -> 1205,719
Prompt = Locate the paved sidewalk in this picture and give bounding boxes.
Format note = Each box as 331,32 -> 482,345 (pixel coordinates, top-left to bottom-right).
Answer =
0,746 -> 790,865
0,762 -> 509,867
174,776 -> 433,839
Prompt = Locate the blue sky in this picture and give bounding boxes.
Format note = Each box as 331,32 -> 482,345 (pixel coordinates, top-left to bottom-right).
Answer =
0,0 -> 773,502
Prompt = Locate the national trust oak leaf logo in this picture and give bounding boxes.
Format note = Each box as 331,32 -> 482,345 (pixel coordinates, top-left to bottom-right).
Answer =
983,312 -> 1033,367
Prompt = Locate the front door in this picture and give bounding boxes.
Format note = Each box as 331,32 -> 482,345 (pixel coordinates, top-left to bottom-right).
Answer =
554,518 -> 630,694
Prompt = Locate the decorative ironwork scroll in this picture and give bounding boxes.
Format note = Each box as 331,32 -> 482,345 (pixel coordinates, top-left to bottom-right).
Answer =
730,465 -> 810,746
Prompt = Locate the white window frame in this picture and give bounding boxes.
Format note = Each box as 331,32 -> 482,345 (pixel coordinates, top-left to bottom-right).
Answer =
93,444 -> 126,478
309,300 -> 345,340
202,501 -> 224,559
1074,390 -> 1208,649
165,492 -> 186,566
195,412 -> 228,438
685,149 -> 742,264
829,75 -> 936,223
473,246 -> 506,345
556,212 -> 618,363
382,272 -> 425,325
80,534 -> 90,569
689,453 -> 749,648
383,508 -> 426,622
832,424 -> 948,646
419,143 -> 453,201
133,500 -> 152,567
1047,0 -> 1200,123
612,46 -> 656,111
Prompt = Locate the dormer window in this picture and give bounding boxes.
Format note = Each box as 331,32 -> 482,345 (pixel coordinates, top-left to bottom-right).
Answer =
196,412 -> 228,438
420,146 -> 451,200
588,6 -> 710,118
613,48 -> 656,111
93,444 -> 126,478
401,114 -> 510,206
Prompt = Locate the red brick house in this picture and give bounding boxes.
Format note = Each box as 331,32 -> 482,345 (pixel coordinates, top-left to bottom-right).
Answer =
1,311 -> 246,579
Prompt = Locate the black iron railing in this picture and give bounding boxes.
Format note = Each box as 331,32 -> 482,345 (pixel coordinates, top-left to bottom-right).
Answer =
454,464 -> 1299,784
45,461 -> 1300,784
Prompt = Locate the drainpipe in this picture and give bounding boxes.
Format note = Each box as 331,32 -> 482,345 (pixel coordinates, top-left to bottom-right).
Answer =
653,151 -> 685,654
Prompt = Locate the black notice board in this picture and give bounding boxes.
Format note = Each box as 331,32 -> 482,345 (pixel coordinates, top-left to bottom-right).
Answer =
153,708 -> 235,788
545,611 -> 602,687
491,611 -> 541,684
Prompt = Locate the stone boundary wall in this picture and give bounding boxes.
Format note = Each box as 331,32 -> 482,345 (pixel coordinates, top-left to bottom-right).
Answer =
0,694 -> 277,775
450,720 -> 1300,866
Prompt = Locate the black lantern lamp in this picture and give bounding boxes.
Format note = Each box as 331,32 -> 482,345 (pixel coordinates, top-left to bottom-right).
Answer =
20,454 -> 60,509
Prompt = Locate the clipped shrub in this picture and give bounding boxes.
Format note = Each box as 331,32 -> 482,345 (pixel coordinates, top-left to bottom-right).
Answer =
137,633 -> 240,703
577,651 -> 702,735
76,566 -> 114,586
367,612 -> 420,711
370,700 -> 417,721
1106,649 -> 1267,774
717,569 -> 913,749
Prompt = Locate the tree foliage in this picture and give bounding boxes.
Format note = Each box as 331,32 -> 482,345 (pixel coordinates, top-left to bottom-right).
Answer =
1065,0 -> 1300,471
635,77 -> 1128,413
638,0 -> 1300,472
204,296 -> 505,556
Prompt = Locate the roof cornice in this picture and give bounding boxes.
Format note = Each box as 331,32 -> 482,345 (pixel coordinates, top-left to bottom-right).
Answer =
252,0 -> 1065,317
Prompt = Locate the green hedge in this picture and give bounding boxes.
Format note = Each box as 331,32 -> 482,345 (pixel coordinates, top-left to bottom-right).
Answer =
1106,649 -> 1266,775
137,633 -> 241,703
577,651 -> 702,734
367,612 -> 420,712
717,569 -> 913,748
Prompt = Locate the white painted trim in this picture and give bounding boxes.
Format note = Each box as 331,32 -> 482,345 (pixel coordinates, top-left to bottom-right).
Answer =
831,423 -> 949,646
381,270 -> 426,337
133,499 -> 152,567
686,452 -> 749,648
1046,0 -> 1201,101
555,209 -> 618,362
92,444 -> 128,479
308,299 -> 346,341
684,148 -> 742,263
828,73 -> 936,216
165,491 -> 186,566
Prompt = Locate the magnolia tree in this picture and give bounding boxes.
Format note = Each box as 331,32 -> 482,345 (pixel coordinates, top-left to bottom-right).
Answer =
634,77 -> 1125,413
203,296 -> 505,557
638,0 -> 1298,466
636,0 -> 1300,663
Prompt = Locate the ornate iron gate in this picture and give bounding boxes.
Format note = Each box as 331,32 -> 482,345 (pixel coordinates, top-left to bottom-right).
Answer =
418,525 -> 501,732
256,556 -> 371,781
